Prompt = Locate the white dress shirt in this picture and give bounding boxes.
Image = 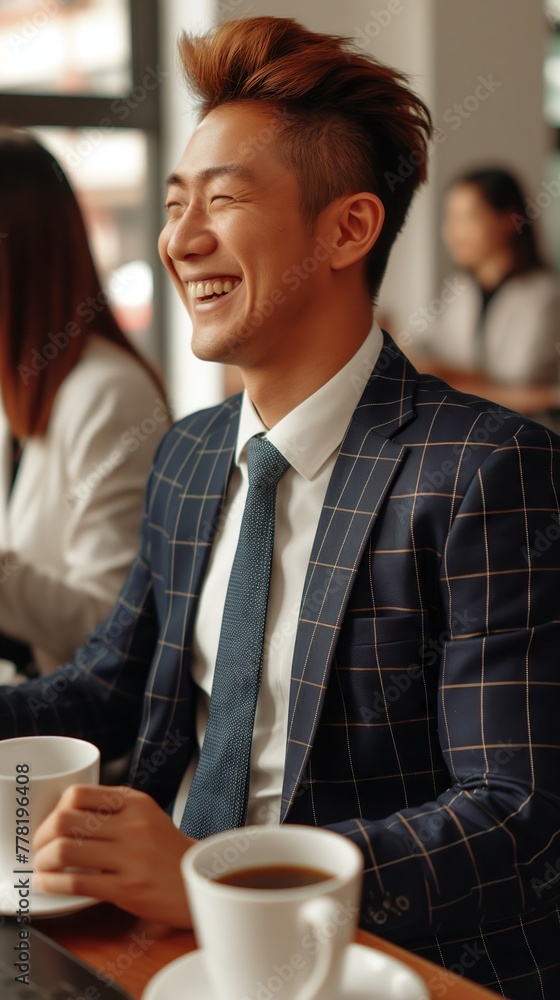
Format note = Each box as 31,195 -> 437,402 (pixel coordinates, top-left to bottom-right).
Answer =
172,321 -> 383,827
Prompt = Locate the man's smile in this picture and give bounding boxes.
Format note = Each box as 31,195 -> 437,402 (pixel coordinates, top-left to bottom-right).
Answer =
185,276 -> 243,308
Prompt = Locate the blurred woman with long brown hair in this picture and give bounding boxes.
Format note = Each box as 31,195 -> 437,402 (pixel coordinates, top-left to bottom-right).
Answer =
0,128 -> 169,677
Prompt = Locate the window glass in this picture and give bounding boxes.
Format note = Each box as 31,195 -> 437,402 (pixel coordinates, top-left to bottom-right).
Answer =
0,0 -> 131,96
545,30 -> 560,127
33,126 -> 155,357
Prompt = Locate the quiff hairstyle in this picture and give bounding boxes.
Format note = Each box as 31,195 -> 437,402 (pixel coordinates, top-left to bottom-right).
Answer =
179,16 -> 433,301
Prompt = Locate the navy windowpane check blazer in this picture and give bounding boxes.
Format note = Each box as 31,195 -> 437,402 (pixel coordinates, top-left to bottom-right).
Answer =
2,332 -> 560,998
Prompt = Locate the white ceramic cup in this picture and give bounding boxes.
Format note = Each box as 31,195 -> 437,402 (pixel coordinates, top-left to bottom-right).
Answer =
182,825 -> 364,1000
0,735 -> 100,910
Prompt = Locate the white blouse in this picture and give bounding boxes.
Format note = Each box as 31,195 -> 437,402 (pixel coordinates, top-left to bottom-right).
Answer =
415,269 -> 560,385
0,334 -> 168,674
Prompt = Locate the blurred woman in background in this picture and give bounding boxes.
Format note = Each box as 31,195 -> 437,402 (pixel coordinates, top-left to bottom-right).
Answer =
0,128 -> 169,677
409,167 -> 560,423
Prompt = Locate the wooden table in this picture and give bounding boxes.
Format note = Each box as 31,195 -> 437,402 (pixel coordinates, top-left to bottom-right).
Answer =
44,902 -> 497,999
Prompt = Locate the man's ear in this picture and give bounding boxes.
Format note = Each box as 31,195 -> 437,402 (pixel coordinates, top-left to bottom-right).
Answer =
324,192 -> 385,273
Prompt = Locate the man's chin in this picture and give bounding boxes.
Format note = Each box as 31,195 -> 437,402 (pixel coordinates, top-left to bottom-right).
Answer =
190,341 -> 223,364
191,324 -> 247,365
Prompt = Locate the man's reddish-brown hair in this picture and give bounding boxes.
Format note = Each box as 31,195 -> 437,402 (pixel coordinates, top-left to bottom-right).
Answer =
179,16 -> 433,300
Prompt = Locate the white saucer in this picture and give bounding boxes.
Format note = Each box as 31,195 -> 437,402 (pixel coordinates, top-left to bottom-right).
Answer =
142,943 -> 429,1000
0,888 -> 99,919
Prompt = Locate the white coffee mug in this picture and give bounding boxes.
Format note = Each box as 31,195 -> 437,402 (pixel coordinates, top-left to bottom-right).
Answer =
182,825 -> 364,1000
0,735 -> 100,911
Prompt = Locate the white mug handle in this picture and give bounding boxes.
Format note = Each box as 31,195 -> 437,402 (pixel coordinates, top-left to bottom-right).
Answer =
296,895 -> 341,1000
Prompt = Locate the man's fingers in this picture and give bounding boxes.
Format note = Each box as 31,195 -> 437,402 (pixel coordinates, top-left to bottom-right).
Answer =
34,835 -> 118,875
56,783 -> 132,812
33,783 -> 135,849
33,807 -> 114,850
34,869 -> 119,902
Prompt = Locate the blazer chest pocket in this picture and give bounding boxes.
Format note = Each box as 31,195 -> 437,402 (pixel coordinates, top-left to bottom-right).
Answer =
334,612 -> 427,672
340,612 -> 426,647
332,613 -> 431,726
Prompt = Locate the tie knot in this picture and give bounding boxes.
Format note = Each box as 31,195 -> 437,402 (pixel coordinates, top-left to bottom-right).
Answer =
246,436 -> 290,490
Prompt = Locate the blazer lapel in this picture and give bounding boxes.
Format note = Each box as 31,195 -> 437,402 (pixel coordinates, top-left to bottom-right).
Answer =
169,396 -> 241,655
280,334 -> 418,820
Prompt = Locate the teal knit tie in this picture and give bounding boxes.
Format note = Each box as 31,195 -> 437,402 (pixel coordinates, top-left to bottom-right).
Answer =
180,436 -> 290,838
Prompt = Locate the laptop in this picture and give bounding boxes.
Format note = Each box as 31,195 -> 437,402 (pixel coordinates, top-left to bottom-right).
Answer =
0,921 -> 132,999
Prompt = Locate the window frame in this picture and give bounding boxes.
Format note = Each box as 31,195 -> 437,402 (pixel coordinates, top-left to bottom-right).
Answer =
0,1 -> 166,369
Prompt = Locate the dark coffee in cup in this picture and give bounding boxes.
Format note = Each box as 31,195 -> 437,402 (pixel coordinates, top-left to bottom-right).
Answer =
216,865 -> 333,890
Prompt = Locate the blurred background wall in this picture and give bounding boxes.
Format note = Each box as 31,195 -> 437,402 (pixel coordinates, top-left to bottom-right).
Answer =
0,1 -> 558,416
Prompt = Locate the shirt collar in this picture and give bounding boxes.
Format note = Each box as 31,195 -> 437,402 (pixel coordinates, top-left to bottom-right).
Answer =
235,320 -> 384,480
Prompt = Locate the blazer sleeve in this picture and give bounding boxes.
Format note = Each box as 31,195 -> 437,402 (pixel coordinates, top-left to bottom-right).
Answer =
0,460 -> 160,763
325,425 -> 560,943
0,355 -> 169,664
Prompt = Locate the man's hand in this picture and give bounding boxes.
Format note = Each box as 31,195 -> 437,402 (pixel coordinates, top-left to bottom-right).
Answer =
32,784 -> 196,928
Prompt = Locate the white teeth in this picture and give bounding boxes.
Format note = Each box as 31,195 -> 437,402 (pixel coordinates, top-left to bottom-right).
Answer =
190,278 -> 241,300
